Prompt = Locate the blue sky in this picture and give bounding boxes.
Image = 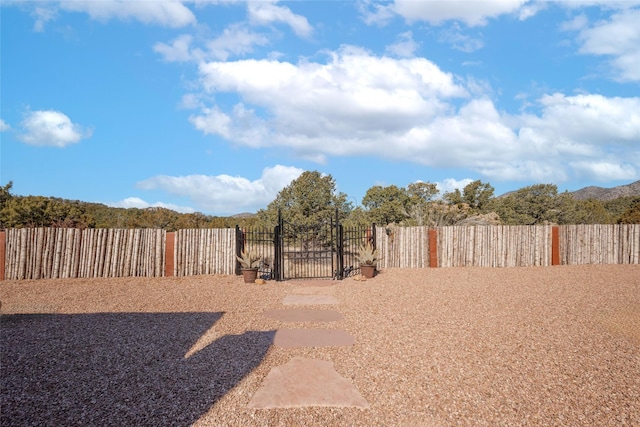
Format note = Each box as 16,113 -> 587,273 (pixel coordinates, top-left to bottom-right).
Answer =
1,0 -> 639,216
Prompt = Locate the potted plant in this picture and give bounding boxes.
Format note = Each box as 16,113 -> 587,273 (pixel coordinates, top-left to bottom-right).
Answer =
237,249 -> 261,283
356,241 -> 379,279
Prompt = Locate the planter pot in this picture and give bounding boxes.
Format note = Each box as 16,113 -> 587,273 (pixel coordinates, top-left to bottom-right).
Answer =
241,268 -> 259,283
360,264 -> 376,279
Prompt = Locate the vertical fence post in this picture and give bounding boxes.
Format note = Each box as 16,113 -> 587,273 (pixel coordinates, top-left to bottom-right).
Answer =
0,230 -> 5,280
372,223 -> 377,250
336,224 -> 344,280
429,228 -> 438,268
552,226 -> 560,266
165,231 -> 175,277
235,225 -> 244,276
274,210 -> 284,281
274,223 -> 281,281
334,208 -> 342,280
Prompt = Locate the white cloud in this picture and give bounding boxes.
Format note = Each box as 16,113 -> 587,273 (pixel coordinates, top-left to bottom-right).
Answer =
0,119 -> 10,132
136,165 -> 304,214
189,105 -> 234,139
499,93 -> 640,181
108,197 -> 196,213
438,25 -> 484,52
59,0 -> 196,28
560,13 -> 588,32
24,0 -> 197,30
154,34 -> 200,62
189,46 -> 639,184
17,110 -> 92,147
392,0 -> 531,26
31,6 -> 57,31
205,24 -> 270,60
358,0 -> 396,26
557,1 -> 640,10
518,2 -> 546,20
194,46 -> 468,156
154,25 -> 269,63
521,93 -> 640,145
571,8 -> 640,82
247,1 -> 312,37
568,161 -> 637,181
385,31 -> 419,58
179,93 -> 205,110
435,178 -> 474,194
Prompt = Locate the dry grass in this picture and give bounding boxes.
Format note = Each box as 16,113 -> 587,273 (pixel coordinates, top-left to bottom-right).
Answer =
1,265 -> 639,426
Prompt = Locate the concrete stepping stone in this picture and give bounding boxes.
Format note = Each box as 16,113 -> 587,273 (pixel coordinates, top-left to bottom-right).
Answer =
274,328 -> 354,348
293,286 -> 336,295
263,308 -> 343,322
247,357 -> 369,409
290,280 -> 338,288
282,294 -> 338,305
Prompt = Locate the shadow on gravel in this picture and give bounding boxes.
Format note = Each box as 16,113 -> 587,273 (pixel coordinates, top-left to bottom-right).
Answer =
1,312 -> 275,426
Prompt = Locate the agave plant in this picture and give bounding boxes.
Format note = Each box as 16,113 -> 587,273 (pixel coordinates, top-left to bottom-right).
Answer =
356,241 -> 379,265
236,249 -> 262,269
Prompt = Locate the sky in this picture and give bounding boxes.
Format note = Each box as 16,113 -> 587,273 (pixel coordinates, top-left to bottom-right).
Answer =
1,0 -> 639,216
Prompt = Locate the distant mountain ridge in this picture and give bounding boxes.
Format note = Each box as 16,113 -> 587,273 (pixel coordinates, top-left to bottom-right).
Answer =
570,180 -> 640,201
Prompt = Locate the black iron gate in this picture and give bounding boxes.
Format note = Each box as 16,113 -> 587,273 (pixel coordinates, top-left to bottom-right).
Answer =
237,210 -> 374,281
275,210 -> 338,280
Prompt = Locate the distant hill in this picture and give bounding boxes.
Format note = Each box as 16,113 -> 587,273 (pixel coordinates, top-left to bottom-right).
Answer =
230,212 -> 257,219
570,180 -> 640,201
495,180 -> 640,201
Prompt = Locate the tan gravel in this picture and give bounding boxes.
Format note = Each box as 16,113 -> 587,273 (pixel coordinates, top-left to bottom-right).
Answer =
1,265 -> 639,426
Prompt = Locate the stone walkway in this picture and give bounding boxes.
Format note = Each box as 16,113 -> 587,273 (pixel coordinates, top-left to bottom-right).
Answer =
247,280 -> 369,409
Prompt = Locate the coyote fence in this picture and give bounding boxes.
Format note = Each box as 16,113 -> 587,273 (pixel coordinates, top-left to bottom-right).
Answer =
559,224 -> 640,265
2,228 -> 165,280
377,225 -> 553,268
377,224 -> 639,268
173,228 -> 236,276
1,224 -> 638,280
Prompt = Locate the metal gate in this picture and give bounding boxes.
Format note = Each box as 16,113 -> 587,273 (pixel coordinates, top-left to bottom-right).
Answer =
274,211 -> 339,280
237,210 -> 375,281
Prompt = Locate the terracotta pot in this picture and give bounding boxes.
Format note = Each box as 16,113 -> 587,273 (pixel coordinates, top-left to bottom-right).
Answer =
360,264 -> 376,279
241,268 -> 259,283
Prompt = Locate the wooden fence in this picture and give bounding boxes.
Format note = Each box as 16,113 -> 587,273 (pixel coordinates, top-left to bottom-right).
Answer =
559,224 -> 640,265
377,225 -> 553,268
378,224 -> 639,268
172,228 -> 236,276
2,228 -> 165,280
1,224 -> 638,280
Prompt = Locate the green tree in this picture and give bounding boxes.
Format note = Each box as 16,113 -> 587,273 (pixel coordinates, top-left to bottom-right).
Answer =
489,184 -> 572,225
605,196 -> 640,221
404,182 -> 439,226
1,196 -> 50,228
44,198 -> 94,228
618,201 -> 640,224
443,180 -> 495,212
0,196 -> 95,228
0,181 -> 14,208
343,206 -> 370,228
361,185 -> 409,226
463,180 -> 494,212
257,171 -> 351,227
565,199 -> 614,224
0,182 -> 15,228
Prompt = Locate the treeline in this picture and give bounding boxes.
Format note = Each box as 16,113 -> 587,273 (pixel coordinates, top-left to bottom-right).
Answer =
0,182 -> 259,231
1,175 -> 639,230
356,180 -> 640,227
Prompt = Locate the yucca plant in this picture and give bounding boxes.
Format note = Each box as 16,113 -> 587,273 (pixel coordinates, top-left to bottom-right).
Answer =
356,241 -> 379,265
236,249 -> 262,269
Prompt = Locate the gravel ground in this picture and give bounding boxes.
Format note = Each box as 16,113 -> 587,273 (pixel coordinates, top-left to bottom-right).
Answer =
1,265 -> 639,426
